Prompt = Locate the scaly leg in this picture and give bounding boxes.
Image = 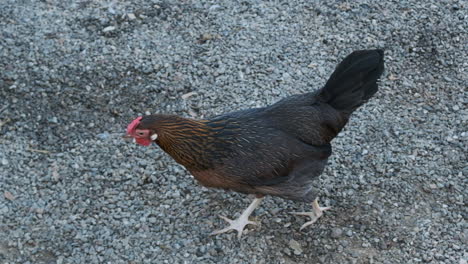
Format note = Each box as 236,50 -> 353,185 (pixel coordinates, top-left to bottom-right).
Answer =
291,198 -> 331,230
211,197 -> 264,239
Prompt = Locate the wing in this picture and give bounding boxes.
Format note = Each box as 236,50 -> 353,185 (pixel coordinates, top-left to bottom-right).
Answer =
217,125 -> 331,194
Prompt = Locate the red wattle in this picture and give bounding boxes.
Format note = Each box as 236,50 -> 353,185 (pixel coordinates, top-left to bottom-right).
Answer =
136,138 -> 152,146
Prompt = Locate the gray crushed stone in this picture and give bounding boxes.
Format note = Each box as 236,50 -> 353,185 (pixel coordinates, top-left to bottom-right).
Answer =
0,0 -> 466,263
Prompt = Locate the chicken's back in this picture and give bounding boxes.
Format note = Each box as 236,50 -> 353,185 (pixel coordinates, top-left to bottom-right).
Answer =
263,93 -> 347,145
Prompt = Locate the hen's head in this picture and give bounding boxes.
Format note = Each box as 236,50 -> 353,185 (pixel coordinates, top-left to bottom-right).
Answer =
126,116 -> 158,146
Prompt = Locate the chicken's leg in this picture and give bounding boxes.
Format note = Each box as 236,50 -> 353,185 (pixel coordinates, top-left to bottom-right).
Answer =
211,197 -> 264,239
291,198 -> 331,230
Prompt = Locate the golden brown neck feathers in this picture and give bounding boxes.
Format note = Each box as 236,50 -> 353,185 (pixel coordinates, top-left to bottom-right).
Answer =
140,115 -> 218,170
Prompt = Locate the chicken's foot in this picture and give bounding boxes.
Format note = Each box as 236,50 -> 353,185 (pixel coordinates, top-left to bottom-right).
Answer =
291,198 -> 331,230
210,197 -> 264,239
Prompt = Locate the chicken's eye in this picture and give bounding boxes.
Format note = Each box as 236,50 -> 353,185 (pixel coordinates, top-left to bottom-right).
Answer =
137,131 -> 145,136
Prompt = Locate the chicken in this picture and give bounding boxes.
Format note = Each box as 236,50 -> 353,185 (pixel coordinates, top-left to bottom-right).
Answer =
126,50 -> 385,238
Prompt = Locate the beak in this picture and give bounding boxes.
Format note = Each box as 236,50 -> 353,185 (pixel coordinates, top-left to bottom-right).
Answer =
122,134 -> 133,141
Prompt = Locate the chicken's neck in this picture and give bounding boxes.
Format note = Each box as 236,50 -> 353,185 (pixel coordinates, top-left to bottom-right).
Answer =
155,116 -> 222,170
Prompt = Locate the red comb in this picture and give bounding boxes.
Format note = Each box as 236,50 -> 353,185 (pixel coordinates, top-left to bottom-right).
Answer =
127,116 -> 143,134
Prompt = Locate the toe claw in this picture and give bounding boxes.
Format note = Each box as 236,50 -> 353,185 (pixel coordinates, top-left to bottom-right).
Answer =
210,227 -> 231,236
299,219 -> 317,231
247,220 -> 259,226
210,228 -> 228,236
218,215 -> 233,223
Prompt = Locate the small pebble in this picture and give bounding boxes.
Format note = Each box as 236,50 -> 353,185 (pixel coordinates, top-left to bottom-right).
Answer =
288,239 -> 303,255
331,228 -> 343,238
103,26 -> 116,32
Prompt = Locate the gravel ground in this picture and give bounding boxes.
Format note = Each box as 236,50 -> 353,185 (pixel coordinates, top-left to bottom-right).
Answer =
1,0 -> 467,263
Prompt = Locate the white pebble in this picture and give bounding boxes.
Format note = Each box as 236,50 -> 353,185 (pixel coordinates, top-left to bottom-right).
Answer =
103,26 -> 116,32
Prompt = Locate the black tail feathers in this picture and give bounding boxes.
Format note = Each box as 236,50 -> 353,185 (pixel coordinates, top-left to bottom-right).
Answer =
319,49 -> 384,114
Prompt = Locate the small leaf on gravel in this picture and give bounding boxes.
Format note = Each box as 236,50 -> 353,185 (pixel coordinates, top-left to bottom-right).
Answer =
388,74 -> 399,80
4,191 -> 15,201
0,118 -> 11,129
181,92 -> 197,100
